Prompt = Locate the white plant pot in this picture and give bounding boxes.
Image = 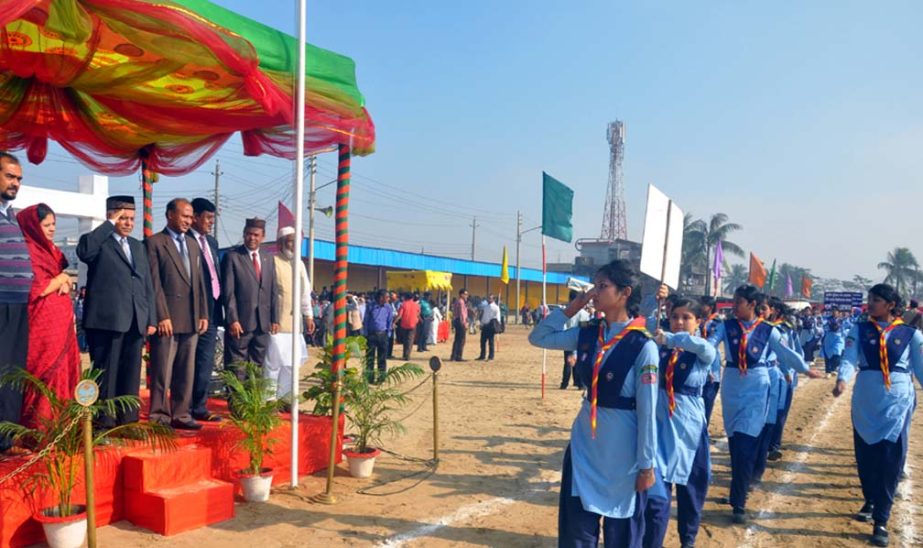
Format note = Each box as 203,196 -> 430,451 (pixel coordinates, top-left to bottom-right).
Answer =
35,506 -> 87,548
345,448 -> 381,478
239,469 -> 274,502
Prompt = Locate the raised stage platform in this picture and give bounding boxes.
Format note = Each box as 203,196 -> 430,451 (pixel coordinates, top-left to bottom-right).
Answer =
0,395 -> 342,547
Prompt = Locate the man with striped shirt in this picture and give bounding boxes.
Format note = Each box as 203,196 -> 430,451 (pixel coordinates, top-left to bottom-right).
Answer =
0,151 -> 31,454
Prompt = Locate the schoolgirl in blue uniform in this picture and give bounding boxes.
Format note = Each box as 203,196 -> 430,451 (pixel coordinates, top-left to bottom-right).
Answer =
752,296 -> 784,484
705,285 -> 820,524
698,296 -> 723,426
768,304 -> 804,461
833,284 -> 923,547
530,259 -> 659,548
642,296 -> 717,548
822,319 -> 846,375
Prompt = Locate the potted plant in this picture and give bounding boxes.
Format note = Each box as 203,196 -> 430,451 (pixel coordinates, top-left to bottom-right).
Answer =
220,362 -> 283,502
0,369 -> 175,548
303,337 -> 424,478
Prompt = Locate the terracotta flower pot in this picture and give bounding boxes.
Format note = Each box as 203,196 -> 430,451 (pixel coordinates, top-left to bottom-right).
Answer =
34,505 -> 87,548
239,468 -> 274,502
344,447 -> 380,478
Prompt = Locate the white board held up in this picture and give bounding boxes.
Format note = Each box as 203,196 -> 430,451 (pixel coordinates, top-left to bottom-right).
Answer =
639,184 -> 684,289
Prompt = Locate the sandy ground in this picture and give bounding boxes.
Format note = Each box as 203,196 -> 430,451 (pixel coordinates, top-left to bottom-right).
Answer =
96,326 -> 923,547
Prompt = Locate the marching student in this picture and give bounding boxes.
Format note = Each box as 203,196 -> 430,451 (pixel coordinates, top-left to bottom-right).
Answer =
699,296 -> 723,425
706,285 -> 820,524
768,303 -> 804,461
529,260 -> 658,548
833,283 -> 923,547
822,318 -> 846,376
751,296 -> 784,485
643,296 -> 717,548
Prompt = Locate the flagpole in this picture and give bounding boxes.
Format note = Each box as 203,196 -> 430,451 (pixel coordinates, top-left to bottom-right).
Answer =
541,235 -> 547,400
290,0 -> 307,489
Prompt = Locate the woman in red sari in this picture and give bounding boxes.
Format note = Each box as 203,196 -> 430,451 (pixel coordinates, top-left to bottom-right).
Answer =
16,203 -> 80,430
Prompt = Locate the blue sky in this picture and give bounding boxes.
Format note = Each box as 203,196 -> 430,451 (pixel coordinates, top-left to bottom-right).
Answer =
28,1 -> 923,280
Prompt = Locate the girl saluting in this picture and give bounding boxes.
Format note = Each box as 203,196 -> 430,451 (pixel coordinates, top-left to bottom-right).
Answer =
530,260 -> 659,548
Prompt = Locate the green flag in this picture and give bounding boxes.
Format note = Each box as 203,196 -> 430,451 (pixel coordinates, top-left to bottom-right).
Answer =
767,259 -> 777,292
542,172 -> 574,243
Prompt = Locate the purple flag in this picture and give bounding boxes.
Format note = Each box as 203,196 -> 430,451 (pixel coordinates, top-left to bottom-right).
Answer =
786,274 -> 794,297
712,240 -> 724,281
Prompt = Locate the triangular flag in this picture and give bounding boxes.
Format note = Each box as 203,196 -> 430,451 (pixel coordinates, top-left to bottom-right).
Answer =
278,200 -> 295,230
713,240 -> 724,282
801,275 -> 813,298
749,252 -> 767,288
767,259 -> 777,291
500,245 -> 510,284
786,274 -> 794,297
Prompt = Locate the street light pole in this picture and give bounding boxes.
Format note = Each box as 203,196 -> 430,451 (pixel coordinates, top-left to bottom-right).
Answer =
307,155 -> 317,287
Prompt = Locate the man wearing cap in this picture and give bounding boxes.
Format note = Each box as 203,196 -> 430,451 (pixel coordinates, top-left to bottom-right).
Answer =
146,198 -> 209,430
77,194 -> 157,427
221,218 -> 279,372
0,152 -> 31,453
264,225 -> 314,401
188,198 -> 223,422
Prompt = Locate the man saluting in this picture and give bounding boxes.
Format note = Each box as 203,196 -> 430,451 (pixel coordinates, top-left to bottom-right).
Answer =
77,195 -> 156,427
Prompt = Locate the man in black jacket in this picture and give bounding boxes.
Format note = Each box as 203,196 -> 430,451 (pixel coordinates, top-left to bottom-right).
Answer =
189,198 -> 223,422
221,218 -> 279,371
77,196 -> 156,426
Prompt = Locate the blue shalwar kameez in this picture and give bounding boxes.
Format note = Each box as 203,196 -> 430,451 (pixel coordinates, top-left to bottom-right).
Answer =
837,321 -> 923,526
530,309 -> 660,548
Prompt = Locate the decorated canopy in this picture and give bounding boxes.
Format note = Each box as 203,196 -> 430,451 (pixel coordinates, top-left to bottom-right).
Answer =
0,0 -> 375,175
386,270 -> 453,292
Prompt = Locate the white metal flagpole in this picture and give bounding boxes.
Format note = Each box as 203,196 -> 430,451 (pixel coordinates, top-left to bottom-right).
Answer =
541,235 -> 547,399
290,0 -> 307,488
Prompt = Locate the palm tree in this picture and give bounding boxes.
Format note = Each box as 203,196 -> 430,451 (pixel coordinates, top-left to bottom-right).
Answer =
700,213 -> 744,296
877,247 -> 920,297
724,263 -> 749,293
852,275 -> 873,292
680,213 -> 706,292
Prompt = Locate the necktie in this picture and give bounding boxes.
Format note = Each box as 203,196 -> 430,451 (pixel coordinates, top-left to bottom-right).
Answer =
120,237 -> 134,266
588,317 -> 648,439
665,349 -> 681,417
252,251 -> 261,282
177,235 -> 190,277
870,319 -> 904,391
736,318 -> 763,375
200,234 -> 220,299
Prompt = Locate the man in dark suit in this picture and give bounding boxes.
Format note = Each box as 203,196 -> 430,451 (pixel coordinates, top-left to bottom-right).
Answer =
221,217 -> 279,371
189,198 -> 222,422
146,198 -> 209,430
77,195 -> 157,427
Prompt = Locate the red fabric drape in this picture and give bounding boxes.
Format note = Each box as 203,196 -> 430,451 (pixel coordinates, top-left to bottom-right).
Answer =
15,204 -> 80,430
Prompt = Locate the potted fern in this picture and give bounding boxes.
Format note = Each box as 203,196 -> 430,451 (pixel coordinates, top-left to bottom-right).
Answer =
220,362 -> 283,502
0,368 -> 174,548
303,336 -> 424,478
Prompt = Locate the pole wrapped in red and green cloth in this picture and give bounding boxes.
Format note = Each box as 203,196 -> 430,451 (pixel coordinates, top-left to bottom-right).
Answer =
318,143 -> 351,504
141,161 -> 155,238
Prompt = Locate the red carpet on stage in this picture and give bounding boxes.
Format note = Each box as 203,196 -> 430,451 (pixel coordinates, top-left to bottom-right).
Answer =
0,394 -> 342,547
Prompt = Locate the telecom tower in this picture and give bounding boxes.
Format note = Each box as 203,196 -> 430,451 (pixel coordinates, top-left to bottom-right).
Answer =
600,120 -> 628,241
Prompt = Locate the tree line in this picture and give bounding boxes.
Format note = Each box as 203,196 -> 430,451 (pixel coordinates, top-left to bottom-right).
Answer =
678,214 -> 921,301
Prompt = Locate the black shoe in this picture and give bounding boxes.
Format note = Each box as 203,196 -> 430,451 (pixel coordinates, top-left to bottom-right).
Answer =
718,496 -> 730,505
871,523 -> 889,546
732,508 -> 747,525
559,385 -> 569,390
192,412 -> 222,423
768,450 -> 783,461
476,357 -> 486,361
455,358 -> 468,362
856,502 -> 874,522
171,419 -> 203,431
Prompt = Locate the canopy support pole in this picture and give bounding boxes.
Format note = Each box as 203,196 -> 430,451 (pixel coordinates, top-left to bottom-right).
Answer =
315,144 -> 350,504
141,162 -> 154,239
